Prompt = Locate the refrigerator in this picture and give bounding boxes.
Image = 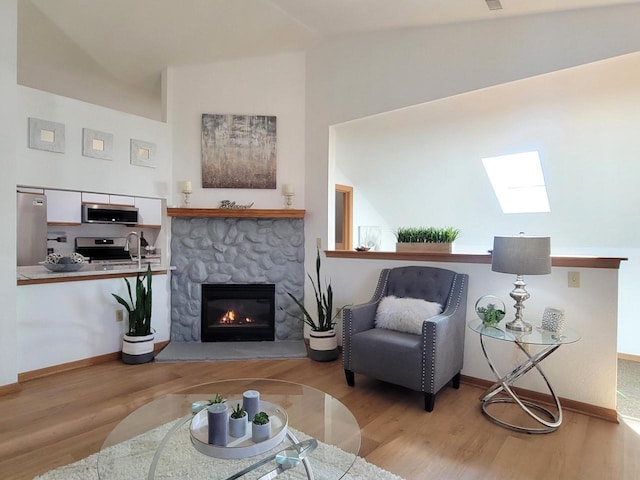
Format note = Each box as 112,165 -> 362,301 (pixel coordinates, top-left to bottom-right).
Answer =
17,191 -> 48,266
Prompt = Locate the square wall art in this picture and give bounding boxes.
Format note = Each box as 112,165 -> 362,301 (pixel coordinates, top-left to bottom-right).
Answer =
201,114 -> 277,189
28,117 -> 65,153
130,138 -> 156,168
82,128 -> 113,160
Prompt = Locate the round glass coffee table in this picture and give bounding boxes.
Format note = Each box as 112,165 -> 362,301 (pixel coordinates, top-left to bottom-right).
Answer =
97,378 -> 361,479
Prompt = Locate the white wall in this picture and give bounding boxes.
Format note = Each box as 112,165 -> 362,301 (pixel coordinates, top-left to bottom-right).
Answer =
0,0 -> 18,387
17,87 -> 171,198
305,6 -> 640,409
335,52 -> 640,251
333,53 -> 640,357
168,53 -> 306,209
17,274 -> 170,372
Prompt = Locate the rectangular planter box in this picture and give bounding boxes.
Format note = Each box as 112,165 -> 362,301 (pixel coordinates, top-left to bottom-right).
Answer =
395,242 -> 452,253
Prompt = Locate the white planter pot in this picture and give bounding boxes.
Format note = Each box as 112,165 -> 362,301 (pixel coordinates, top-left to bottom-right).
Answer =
229,415 -> 247,438
122,333 -> 154,364
309,329 -> 339,362
251,420 -> 271,443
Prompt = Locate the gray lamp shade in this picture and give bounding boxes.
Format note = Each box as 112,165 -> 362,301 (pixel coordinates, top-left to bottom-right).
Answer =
491,235 -> 552,275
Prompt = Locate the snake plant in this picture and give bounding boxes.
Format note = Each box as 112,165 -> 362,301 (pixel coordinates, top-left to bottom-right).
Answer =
112,264 -> 153,336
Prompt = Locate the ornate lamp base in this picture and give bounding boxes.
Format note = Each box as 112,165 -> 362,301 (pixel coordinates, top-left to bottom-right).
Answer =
505,275 -> 533,333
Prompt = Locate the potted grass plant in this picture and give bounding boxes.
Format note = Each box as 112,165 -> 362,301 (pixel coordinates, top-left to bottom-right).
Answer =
395,226 -> 461,253
112,264 -> 154,364
283,248 -> 343,362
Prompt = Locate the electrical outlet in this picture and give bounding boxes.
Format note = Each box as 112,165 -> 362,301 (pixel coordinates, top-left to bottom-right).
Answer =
115,309 -> 124,322
568,271 -> 580,288
316,238 -> 322,249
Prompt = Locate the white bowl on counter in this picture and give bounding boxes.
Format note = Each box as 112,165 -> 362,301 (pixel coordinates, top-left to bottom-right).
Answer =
41,253 -> 86,272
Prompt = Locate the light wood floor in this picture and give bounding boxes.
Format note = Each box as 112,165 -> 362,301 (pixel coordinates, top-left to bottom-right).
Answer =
1,356 -> 639,480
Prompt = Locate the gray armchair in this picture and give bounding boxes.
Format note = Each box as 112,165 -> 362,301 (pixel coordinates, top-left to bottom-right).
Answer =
342,266 -> 468,412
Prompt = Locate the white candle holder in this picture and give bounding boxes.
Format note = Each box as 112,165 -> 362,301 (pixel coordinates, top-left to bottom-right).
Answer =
282,184 -> 295,209
182,190 -> 192,207
283,192 -> 294,209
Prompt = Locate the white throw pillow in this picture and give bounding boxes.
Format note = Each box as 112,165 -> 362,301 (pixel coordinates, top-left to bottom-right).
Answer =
374,295 -> 443,335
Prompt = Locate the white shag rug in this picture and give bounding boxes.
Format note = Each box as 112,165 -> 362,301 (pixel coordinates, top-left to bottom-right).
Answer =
34,419 -> 403,480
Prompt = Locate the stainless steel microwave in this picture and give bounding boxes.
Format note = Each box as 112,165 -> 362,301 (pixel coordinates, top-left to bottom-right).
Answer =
82,203 -> 139,226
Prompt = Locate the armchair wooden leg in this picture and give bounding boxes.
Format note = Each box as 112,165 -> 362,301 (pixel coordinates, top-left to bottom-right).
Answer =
345,369 -> 355,387
424,392 -> 435,412
452,372 -> 461,389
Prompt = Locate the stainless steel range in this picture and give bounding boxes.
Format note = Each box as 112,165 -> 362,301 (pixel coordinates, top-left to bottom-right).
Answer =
75,237 -> 136,265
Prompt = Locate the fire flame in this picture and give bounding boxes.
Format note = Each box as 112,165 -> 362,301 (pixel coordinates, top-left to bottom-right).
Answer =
220,310 -> 253,324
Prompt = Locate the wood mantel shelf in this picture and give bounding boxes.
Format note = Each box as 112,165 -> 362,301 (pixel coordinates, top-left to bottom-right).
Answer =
167,208 -> 306,219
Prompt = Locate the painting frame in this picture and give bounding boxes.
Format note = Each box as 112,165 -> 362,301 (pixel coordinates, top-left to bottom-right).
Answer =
201,113 -> 277,189
130,138 -> 156,168
82,128 -> 113,160
28,117 -> 65,153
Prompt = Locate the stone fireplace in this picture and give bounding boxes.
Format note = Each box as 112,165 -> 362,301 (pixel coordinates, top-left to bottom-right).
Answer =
169,211 -> 305,342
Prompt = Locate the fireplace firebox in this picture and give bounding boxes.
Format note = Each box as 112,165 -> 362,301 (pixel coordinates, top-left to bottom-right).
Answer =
201,284 -> 275,342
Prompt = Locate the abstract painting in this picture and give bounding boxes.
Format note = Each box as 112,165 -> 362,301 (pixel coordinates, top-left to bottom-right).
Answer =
201,114 -> 277,189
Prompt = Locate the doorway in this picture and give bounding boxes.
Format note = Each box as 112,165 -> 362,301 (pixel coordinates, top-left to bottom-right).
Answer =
335,184 -> 353,250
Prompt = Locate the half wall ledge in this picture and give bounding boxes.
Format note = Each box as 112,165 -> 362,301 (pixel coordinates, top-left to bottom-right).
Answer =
325,250 -> 627,269
167,208 -> 305,219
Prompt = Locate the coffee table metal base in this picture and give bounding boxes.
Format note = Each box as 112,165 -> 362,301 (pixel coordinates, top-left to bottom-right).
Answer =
479,335 -> 562,434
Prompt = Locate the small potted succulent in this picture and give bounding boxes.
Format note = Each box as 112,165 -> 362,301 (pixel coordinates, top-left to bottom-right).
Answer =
208,393 -> 225,405
475,295 -> 506,327
251,411 -> 271,443
229,403 -> 247,438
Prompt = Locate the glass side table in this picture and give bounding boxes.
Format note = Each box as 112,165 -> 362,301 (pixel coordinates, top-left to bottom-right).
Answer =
468,319 -> 581,434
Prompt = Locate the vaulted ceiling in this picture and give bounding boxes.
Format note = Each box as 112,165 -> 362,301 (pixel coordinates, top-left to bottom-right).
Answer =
17,0 -> 640,117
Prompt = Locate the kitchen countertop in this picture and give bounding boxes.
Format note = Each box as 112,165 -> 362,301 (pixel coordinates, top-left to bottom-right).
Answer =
17,263 -> 175,285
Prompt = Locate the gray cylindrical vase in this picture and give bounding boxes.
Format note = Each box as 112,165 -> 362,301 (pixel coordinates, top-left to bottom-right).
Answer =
251,419 -> 271,443
242,390 -> 260,422
229,414 -> 247,438
207,403 -> 229,446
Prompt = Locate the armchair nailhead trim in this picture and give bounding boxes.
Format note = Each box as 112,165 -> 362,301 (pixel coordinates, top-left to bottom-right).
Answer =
422,273 -> 466,392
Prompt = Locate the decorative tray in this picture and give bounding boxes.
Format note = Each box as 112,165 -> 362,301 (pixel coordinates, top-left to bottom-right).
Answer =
190,400 -> 288,459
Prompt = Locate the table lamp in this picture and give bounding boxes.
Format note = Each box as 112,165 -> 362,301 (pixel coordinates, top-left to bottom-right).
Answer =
491,233 -> 551,332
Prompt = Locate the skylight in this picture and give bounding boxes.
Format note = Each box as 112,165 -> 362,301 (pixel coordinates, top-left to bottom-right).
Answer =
482,151 -> 550,214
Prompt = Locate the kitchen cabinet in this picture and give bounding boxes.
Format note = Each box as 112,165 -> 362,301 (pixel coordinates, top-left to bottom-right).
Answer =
45,189 -> 81,225
110,195 -> 135,206
135,197 -> 162,227
82,192 -> 134,206
81,192 -> 109,204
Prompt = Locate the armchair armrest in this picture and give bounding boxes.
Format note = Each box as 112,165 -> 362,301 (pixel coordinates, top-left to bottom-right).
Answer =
344,301 -> 378,334
422,273 -> 468,393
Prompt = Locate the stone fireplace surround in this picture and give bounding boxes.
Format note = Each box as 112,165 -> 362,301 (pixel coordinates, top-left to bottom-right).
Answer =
169,211 -> 305,342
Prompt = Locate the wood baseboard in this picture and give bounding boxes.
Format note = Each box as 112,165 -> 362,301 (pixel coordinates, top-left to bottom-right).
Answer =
17,340 -> 171,383
8,345 -> 619,424
0,382 -> 20,397
460,374 -> 619,423
618,352 -> 640,362
18,352 -> 121,382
